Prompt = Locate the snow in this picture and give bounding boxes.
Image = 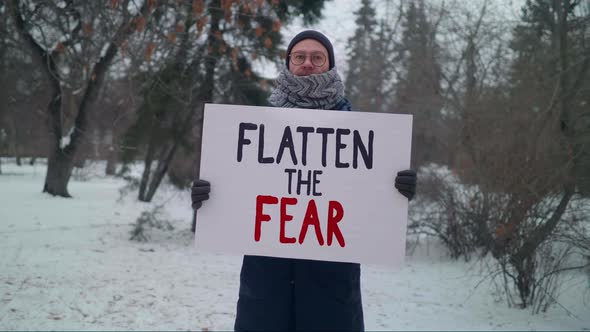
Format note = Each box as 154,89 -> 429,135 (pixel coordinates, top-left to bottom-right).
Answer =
59,127 -> 75,149
1,159 -> 589,330
73,43 -> 82,53
100,43 -> 111,59
61,65 -> 71,75
127,0 -> 145,16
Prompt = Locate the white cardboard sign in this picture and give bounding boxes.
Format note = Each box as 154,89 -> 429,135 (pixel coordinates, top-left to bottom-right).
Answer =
196,103 -> 412,267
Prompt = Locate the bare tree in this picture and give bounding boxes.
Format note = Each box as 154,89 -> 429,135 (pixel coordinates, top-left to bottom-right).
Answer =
421,0 -> 590,310
9,0 -> 152,197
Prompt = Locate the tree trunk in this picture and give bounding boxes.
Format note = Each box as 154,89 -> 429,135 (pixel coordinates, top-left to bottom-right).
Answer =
29,157 -> 36,165
192,0 -> 222,233
8,107 -> 22,166
191,210 -> 197,233
74,156 -> 85,169
41,76 -> 67,195
144,144 -> 178,202
513,255 -> 536,308
138,145 -> 155,201
105,146 -> 117,175
43,144 -> 75,197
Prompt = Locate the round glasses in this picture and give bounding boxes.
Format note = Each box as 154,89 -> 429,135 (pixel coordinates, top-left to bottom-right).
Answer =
289,51 -> 327,67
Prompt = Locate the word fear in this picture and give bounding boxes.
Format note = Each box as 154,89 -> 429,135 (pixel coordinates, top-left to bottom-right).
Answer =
254,195 -> 346,248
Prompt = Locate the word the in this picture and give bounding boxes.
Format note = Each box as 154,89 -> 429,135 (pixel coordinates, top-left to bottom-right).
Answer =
284,169 -> 322,196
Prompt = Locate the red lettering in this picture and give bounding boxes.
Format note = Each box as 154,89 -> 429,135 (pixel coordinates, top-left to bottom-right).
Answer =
280,197 -> 298,244
254,196 -> 346,247
254,195 -> 278,241
298,199 -> 325,246
327,200 -> 346,247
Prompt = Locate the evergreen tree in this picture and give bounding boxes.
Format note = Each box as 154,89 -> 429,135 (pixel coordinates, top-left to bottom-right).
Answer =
508,0 -> 590,195
345,0 -> 396,113
119,0 -> 328,202
393,0 -> 444,168
345,0 -> 378,110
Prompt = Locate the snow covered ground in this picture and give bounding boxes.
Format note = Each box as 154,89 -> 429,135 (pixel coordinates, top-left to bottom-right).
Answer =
1,160 -> 589,330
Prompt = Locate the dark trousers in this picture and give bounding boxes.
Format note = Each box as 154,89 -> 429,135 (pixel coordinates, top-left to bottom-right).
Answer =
234,255 -> 364,331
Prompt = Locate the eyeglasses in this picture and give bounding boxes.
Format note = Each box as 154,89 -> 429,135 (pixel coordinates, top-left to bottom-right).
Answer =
289,51 -> 327,67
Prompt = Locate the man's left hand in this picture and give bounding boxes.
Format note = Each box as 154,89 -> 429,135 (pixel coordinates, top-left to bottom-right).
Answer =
395,169 -> 417,201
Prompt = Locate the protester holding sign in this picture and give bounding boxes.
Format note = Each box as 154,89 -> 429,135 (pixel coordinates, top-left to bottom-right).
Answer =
191,30 -> 417,331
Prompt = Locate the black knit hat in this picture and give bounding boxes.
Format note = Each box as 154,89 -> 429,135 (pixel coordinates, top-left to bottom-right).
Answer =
286,30 -> 335,70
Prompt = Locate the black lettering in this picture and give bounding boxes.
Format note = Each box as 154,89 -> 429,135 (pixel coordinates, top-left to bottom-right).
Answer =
237,123 -> 257,162
284,168 -> 296,195
258,124 -> 274,163
296,126 -> 314,166
313,170 -> 323,196
297,169 -> 312,196
316,127 -> 335,167
276,126 -> 298,165
336,128 -> 350,168
353,130 -> 374,169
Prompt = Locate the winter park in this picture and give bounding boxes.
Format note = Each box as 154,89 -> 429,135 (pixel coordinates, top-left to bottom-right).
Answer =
1,0 -> 590,331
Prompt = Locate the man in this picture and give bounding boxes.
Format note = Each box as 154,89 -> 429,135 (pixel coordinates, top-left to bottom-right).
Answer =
191,30 -> 417,331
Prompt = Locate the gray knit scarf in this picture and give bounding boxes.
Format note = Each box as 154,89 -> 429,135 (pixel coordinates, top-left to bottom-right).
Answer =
268,67 -> 345,110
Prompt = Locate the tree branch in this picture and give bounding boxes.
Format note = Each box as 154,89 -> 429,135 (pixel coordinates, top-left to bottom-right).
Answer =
515,189 -> 574,262
64,0 -> 152,155
9,0 -> 63,144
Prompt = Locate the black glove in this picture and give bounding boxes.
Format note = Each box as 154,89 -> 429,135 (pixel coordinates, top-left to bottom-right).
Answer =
191,179 -> 211,210
395,169 -> 416,201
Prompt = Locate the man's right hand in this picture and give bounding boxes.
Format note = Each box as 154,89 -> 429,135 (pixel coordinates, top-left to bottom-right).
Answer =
191,179 -> 210,210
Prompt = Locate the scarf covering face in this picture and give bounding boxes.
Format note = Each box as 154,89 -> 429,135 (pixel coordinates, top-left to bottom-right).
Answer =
268,67 -> 345,110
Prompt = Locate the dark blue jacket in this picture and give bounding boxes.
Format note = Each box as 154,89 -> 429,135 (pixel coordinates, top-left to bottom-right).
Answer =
234,98 -> 364,331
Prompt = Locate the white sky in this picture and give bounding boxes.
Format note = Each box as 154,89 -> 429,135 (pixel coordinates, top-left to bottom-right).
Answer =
256,0 -> 527,80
